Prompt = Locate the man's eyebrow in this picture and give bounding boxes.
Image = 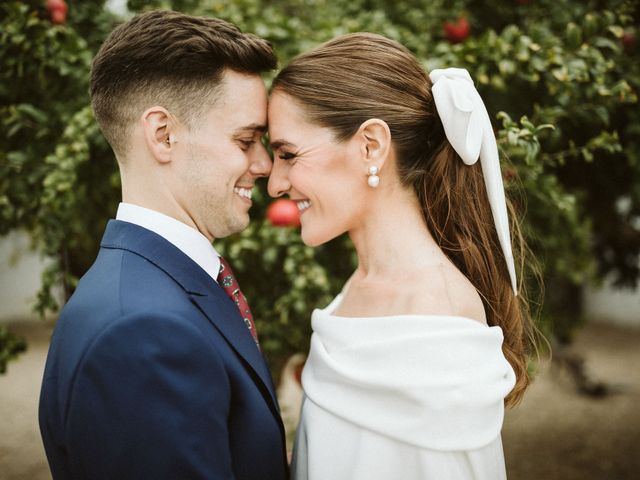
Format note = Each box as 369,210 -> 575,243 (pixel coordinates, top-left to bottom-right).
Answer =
270,139 -> 296,150
235,123 -> 267,134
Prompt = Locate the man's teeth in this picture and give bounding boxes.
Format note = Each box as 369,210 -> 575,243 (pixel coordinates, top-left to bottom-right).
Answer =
297,200 -> 311,211
234,187 -> 252,199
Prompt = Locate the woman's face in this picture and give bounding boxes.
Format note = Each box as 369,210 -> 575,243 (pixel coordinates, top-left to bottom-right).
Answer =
267,92 -> 369,246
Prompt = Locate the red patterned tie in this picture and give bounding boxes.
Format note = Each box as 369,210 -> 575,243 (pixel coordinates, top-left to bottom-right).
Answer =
216,256 -> 260,349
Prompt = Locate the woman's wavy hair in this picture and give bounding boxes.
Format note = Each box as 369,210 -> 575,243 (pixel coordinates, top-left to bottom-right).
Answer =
272,32 -> 541,406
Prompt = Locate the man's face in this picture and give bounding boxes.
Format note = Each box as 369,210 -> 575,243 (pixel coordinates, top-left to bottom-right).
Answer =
172,70 -> 271,241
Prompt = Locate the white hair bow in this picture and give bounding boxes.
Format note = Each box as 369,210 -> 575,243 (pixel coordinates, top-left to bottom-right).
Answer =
429,68 -> 517,295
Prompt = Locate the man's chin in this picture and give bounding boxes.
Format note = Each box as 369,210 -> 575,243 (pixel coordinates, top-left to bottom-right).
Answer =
214,216 -> 250,239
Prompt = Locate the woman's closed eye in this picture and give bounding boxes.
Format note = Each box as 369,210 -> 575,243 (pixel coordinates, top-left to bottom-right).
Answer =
278,151 -> 298,161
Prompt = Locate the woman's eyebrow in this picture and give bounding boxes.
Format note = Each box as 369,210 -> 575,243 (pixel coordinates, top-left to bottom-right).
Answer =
270,139 -> 296,150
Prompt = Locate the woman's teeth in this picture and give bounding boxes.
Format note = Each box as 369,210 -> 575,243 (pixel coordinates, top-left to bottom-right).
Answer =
234,187 -> 252,199
297,200 -> 311,212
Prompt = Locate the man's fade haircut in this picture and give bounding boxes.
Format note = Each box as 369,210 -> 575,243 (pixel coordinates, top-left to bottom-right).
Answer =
90,10 -> 277,159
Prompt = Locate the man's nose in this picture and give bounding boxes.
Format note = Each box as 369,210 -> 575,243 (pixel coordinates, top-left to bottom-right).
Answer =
267,159 -> 291,198
249,143 -> 272,178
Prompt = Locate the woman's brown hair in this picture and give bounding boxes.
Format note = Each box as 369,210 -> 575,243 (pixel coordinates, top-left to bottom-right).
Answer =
272,32 -> 539,406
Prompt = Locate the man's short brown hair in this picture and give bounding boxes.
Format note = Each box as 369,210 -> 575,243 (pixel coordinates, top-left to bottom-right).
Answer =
90,10 -> 277,158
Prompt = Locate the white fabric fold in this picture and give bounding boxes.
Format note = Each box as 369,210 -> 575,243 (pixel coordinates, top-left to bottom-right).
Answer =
301,294 -> 516,452
429,68 -> 517,294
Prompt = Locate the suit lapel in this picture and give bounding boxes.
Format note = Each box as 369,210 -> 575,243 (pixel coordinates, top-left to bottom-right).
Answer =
100,220 -> 281,414
189,292 -> 279,408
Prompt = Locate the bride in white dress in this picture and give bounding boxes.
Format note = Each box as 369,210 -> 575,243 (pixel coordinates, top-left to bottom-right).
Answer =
267,32 -> 537,480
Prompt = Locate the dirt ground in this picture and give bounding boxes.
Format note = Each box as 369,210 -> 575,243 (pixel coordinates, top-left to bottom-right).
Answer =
1,319 -> 638,480
503,322 -> 640,480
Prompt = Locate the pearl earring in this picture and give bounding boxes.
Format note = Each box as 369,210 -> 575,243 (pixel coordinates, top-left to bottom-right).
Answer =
367,165 -> 380,188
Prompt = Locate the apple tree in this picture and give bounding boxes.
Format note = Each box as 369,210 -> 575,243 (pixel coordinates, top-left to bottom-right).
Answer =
0,0 -> 119,369
1,0 -> 638,375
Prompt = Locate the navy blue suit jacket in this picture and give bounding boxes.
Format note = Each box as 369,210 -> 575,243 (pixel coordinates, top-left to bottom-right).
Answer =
39,220 -> 288,480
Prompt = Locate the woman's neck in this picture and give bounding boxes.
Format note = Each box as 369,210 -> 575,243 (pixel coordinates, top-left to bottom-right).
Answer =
348,185 -> 448,282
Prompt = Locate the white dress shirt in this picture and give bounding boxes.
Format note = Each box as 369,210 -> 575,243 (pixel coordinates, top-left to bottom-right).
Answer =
116,202 -> 221,282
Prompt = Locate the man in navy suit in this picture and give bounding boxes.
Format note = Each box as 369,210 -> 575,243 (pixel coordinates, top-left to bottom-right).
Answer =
39,10 -> 288,479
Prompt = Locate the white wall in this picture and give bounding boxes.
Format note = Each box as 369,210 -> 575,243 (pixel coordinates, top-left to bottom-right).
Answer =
2,230 -> 639,327
583,279 -> 640,328
0,231 -> 53,322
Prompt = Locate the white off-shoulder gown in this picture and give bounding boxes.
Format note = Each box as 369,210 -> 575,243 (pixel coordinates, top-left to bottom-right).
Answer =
291,294 -> 516,480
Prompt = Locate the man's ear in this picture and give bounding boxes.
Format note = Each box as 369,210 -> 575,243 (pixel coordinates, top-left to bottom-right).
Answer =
356,118 -> 391,171
142,106 -> 177,164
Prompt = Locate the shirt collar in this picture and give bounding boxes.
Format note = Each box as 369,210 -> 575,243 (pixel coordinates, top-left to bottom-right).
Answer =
116,202 -> 221,282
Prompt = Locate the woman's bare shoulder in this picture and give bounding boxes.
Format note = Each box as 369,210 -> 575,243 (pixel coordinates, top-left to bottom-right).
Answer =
411,262 -> 487,324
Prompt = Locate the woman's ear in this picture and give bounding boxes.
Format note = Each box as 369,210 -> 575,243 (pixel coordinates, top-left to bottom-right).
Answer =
141,106 -> 177,164
356,118 -> 391,170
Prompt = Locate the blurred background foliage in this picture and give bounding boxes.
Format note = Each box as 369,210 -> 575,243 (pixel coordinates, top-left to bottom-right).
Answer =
1,0 -> 638,373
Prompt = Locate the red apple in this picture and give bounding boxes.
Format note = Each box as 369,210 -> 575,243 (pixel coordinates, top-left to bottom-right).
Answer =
443,17 -> 470,44
266,199 -> 301,227
47,0 -> 68,25
622,30 -> 636,53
